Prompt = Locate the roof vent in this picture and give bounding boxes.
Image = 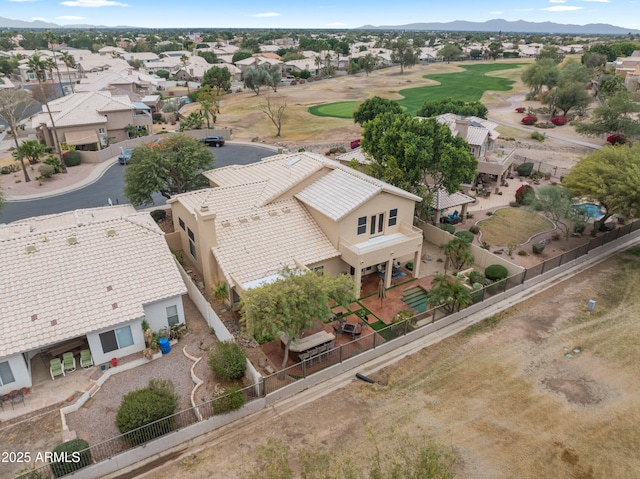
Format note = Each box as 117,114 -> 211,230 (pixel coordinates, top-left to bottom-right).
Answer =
31,314 -> 38,322
286,157 -> 301,167
238,217 -> 248,224
67,236 -> 78,245
221,220 -> 231,227
200,204 -> 209,212
281,207 -> 291,214
106,285 -> 113,292
51,320 -> 57,326
106,229 -> 117,237
268,210 -> 278,217
112,303 -> 118,309
251,214 -> 260,221
41,236 -> 49,243
25,244 -> 37,254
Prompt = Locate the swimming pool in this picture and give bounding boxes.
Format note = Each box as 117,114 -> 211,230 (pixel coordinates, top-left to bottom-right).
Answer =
572,203 -> 604,219
402,286 -> 430,314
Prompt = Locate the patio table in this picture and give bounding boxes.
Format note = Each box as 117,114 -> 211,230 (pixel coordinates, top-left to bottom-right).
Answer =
281,331 -> 336,353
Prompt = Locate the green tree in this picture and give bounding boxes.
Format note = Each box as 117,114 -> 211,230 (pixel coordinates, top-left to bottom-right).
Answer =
391,37 -> 419,73
541,82 -> 591,117
123,133 -> 214,205
202,66 -> 231,97
353,96 -> 403,125
417,98 -> 488,119
28,54 -> 67,173
244,65 -> 279,95
437,43 -> 462,63
156,69 -> 170,79
197,51 -> 218,64
241,268 -> 355,373
533,186 -> 579,244
563,143 -> 640,234
60,51 -> 76,94
18,139 -> 46,165
581,52 -> 607,69
427,273 -> 472,313
521,58 -> 560,97
487,41 -> 503,60
469,49 -> 483,60
44,30 -> 65,96
574,90 -> 640,140
232,51 -> 253,63
0,88 -> 36,182
360,52 -> 376,76
362,112 -> 477,196
440,237 -> 474,271
536,44 -> 564,64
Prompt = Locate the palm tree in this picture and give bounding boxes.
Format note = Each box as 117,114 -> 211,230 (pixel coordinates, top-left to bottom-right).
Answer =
439,237 -> 474,271
324,52 -> 332,75
60,51 -> 76,93
199,99 -> 218,129
314,55 -> 322,77
180,54 -> 190,93
28,54 -> 67,173
427,274 -> 472,313
44,30 -> 65,96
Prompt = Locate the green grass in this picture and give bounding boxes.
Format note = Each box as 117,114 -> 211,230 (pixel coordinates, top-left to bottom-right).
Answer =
477,208 -> 554,247
309,63 -> 524,118
369,320 -> 398,341
308,101 -> 358,119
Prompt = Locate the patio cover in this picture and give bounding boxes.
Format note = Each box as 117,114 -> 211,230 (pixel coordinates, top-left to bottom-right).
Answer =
64,130 -> 99,145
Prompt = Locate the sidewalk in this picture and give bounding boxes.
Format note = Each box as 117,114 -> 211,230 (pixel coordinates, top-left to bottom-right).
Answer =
2,158 -> 118,202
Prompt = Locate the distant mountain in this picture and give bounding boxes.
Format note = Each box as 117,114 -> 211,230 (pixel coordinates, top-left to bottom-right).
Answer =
357,19 -> 640,35
0,16 -> 135,29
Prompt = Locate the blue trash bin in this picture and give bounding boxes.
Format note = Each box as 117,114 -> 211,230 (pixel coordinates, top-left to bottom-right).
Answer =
158,337 -> 171,355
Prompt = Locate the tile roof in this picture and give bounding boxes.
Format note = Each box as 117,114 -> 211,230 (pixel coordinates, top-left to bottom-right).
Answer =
31,91 -> 134,128
336,147 -> 370,165
431,189 -> 476,210
0,207 -> 186,358
436,113 -> 500,145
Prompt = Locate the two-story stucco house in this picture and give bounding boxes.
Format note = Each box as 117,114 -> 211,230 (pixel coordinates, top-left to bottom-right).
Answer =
168,152 -> 424,303
0,206 -> 186,397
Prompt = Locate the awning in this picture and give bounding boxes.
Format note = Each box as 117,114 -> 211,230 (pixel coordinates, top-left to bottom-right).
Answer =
64,130 -> 99,145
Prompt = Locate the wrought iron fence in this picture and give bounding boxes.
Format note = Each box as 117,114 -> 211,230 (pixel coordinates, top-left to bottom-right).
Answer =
16,219 -> 640,478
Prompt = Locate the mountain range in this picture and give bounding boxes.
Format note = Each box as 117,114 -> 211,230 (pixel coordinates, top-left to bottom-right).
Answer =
0,16 -> 132,29
358,19 -> 640,35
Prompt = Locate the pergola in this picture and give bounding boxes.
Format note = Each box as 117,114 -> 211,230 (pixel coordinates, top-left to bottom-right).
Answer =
431,188 -> 476,225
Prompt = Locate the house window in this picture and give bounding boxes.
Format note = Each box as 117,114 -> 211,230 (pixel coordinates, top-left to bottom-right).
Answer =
98,128 -> 106,134
357,216 -> 367,235
179,218 -> 185,230
370,215 -> 376,235
189,239 -> 196,259
311,265 -> 324,275
187,228 -> 195,241
166,305 -> 180,326
0,361 -> 15,386
370,213 -> 383,235
389,208 -> 398,227
99,325 -> 134,354
469,146 -> 476,155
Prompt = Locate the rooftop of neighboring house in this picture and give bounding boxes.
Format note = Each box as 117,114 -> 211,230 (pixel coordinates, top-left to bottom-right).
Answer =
31,90 -> 135,128
0,206 -> 186,358
436,113 -> 500,147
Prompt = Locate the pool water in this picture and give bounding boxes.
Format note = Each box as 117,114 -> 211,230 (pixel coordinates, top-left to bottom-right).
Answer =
572,203 -> 603,219
402,286 -> 429,314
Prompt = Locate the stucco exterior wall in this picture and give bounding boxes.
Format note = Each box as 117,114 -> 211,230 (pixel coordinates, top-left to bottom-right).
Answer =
87,318 -> 145,366
143,295 -> 185,333
0,354 -> 31,396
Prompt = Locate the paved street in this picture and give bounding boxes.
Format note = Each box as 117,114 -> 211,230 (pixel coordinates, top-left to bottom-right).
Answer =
0,143 -> 276,223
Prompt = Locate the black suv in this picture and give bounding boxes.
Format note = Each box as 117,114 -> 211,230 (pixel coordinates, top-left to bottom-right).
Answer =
199,136 -> 225,147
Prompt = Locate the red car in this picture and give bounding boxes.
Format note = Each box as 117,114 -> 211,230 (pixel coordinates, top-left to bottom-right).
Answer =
350,139 -> 361,149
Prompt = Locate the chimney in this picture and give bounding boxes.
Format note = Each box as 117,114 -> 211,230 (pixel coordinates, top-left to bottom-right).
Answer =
456,118 -> 469,140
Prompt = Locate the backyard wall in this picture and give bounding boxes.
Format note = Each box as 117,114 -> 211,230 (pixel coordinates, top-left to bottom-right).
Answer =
421,223 -> 524,276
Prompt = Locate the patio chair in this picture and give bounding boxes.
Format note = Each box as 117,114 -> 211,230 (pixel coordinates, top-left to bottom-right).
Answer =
62,352 -> 76,373
50,358 -> 65,380
80,349 -> 94,369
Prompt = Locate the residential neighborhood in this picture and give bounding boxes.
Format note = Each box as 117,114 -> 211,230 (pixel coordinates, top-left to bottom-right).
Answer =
0,23 -> 639,479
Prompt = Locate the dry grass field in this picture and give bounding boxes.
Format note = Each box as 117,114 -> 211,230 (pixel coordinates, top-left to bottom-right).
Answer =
153,249 -> 640,479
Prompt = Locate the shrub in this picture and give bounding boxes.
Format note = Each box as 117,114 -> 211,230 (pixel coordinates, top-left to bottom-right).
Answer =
509,201 -> 520,207
515,184 -> 535,205
518,250 -> 527,256
208,340 -> 247,381
38,163 -> 55,178
211,385 -> 245,415
531,131 -> 545,142
115,379 -> 179,446
406,261 -> 414,271
516,162 -> 534,177
150,209 -> 167,222
44,156 -> 62,173
485,211 -> 493,216
152,113 -> 164,122
50,439 -> 92,478
455,230 -> 475,244
551,117 -> 567,126
485,264 -> 508,282
469,225 -> 480,234
64,150 -> 81,167
439,223 -> 455,234
521,115 -> 538,125
468,270 -> 487,286
574,221 -> 587,234
532,243 -> 546,254
606,134 -> 626,145
515,107 -> 526,113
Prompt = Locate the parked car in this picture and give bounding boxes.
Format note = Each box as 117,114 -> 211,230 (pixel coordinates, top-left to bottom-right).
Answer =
118,148 -> 133,165
350,139 -> 361,149
199,136 -> 225,147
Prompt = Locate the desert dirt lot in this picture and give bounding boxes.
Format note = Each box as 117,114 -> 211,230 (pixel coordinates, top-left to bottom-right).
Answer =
151,250 -> 640,479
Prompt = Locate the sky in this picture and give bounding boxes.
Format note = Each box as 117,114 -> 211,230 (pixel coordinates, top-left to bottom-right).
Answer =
3,0 -> 640,30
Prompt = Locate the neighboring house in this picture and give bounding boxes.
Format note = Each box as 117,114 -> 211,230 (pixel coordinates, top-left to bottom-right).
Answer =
168,152 -> 424,302
283,59 -> 319,76
614,51 -> 640,79
75,70 -> 163,99
624,63 -> 640,92
436,113 -> 515,185
335,147 -> 370,168
0,206 -> 187,397
31,90 -> 152,151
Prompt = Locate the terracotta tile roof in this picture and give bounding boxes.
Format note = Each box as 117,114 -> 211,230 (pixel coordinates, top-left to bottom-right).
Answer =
0,207 -> 186,358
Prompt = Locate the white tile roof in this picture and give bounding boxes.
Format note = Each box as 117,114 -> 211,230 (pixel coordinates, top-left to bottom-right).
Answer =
0,207 -> 186,358
431,189 -> 476,210
336,147 -> 370,165
31,91 -> 134,128
436,113 -> 500,145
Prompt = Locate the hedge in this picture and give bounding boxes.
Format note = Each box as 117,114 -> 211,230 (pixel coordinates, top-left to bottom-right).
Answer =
516,162 -> 534,177
50,439 -> 92,478
439,223 -> 455,234
485,264 -> 509,282
455,230 -> 475,244
63,150 -> 82,167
